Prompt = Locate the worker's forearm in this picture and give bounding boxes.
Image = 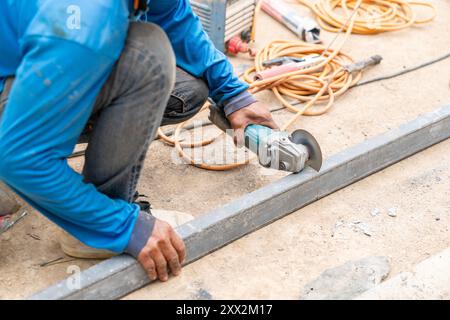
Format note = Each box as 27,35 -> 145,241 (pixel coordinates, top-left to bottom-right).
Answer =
222,91 -> 258,116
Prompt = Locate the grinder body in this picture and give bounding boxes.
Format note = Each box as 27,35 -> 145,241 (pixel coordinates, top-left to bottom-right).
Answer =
209,103 -> 322,173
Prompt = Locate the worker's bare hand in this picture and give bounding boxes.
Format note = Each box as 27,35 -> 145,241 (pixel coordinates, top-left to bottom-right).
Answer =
227,102 -> 279,146
137,219 -> 186,282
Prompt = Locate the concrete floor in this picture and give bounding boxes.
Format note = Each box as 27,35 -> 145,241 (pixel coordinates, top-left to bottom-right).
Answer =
126,139 -> 450,299
0,0 -> 449,299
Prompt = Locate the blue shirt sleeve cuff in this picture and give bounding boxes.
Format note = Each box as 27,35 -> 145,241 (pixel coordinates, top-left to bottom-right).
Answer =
125,211 -> 155,258
223,91 -> 257,117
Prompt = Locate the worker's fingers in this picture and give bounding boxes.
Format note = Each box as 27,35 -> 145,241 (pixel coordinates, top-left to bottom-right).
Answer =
170,228 -> 186,264
149,243 -> 169,282
263,110 -> 279,130
138,251 -> 157,281
251,107 -> 279,130
136,219 -> 186,281
160,238 -> 182,276
233,127 -> 246,147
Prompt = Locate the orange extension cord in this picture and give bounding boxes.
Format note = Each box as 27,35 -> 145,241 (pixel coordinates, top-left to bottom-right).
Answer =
299,0 -> 436,34
158,0 -> 436,171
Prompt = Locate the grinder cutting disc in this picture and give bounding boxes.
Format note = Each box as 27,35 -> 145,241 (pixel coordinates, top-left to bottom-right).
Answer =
290,129 -> 323,171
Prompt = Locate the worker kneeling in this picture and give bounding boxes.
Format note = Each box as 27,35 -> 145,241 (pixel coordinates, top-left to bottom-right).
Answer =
0,0 -> 277,282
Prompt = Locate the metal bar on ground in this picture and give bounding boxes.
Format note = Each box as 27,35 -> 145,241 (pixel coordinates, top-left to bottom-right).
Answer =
29,104 -> 450,300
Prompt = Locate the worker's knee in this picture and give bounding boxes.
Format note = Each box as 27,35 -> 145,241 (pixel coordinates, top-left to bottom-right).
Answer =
117,22 -> 176,96
161,71 -> 209,125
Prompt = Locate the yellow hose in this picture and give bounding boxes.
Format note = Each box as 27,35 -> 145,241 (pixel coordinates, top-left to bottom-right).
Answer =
243,41 -> 359,131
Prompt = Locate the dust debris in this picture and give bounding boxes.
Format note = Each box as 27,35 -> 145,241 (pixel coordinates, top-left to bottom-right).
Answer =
27,233 -> 41,241
301,256 -> 391,300
371,208 -> 381,217
195,288 -> 213,300
332,220 -> 374,237
387,208 -> 397,217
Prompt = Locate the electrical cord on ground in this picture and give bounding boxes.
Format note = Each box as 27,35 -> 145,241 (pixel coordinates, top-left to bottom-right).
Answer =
352,51 -> 450,87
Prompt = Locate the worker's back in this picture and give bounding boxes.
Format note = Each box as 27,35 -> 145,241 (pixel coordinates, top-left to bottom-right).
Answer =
0,0 -> 131,92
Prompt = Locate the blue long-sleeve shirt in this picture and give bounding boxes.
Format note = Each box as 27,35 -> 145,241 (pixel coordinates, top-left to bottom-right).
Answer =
0,0 -> 253,255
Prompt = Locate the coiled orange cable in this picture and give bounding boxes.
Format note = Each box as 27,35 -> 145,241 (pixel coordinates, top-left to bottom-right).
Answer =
159,0 -> 435,171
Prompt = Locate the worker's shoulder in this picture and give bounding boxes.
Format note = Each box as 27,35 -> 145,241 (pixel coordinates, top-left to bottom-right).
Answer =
21,0 -> 130,58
